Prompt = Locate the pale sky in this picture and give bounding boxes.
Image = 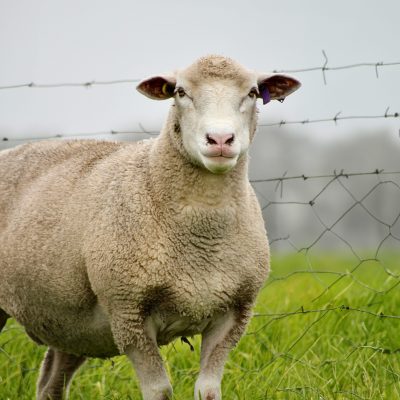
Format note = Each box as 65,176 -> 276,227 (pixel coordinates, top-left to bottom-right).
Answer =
0,0 -> 399,144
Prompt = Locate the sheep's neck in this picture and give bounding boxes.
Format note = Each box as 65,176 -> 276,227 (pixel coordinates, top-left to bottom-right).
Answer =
148,118 -> 249,211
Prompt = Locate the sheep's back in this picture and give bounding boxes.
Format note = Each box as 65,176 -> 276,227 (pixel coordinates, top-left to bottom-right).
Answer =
0,140 -> 125,230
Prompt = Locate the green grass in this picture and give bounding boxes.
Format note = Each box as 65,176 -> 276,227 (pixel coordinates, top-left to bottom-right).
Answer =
1,252 -> 400,399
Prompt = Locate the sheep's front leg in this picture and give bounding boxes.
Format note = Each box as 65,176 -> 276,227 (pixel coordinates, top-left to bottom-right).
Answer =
124,318 -> 172,400
194,308 -> 251,400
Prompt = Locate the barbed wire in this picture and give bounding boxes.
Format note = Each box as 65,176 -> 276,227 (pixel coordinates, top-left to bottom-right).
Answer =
251,168 -> 400,184
1,128 -> 159,142
0,78 -> 141,90
259,107 -> 399,128
1,108 -> 398,143
0,51 -> 399,91
273,50 -> 400,84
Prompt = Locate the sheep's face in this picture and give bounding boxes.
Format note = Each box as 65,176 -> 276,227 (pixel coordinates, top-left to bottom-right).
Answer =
172,77 -> 258,174
137,56 -> 301,174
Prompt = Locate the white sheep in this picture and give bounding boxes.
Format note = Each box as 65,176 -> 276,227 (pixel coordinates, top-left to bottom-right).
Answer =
0,55 -> 300,400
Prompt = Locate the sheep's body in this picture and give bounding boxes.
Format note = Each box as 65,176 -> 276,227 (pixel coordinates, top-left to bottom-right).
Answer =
0,140 -> 122,357
0,55 -> 300,400
0,131 -> 267,352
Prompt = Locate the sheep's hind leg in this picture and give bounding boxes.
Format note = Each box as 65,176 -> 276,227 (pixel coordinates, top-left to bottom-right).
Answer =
0,308 -> 9,332
36,348 -> 86,400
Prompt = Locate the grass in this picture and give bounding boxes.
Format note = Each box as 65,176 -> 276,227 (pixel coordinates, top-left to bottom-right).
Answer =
1,251 -> 400,399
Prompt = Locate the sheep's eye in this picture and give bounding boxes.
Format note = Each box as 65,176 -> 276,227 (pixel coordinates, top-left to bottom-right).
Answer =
248,88 -> 258,98
176,87 -> 186,98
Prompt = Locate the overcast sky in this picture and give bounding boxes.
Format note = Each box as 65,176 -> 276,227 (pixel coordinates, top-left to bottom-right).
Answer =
0,0 -> 399,144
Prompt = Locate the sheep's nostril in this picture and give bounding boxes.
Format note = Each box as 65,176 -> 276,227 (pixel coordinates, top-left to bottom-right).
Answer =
206,133 -> 235,146
206,134 -> 218,145
225,134 -> 235,145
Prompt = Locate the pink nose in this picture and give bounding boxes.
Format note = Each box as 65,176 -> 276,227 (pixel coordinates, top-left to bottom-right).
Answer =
206,133 -> 235,146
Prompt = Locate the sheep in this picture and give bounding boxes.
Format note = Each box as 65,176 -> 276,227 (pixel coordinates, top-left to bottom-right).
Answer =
0,55 -> 300,400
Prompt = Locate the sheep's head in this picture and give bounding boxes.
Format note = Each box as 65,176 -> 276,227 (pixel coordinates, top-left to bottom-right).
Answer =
137,56 -> 301,174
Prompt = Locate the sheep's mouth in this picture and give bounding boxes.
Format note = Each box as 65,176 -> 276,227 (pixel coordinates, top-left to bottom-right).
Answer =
205,155 -> 235,162
201,150 -> 237,159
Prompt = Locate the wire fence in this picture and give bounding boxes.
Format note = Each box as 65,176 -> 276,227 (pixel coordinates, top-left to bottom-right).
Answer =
1,51 -> 399,144
1,109 -> 399,143
244,167 -> 400,393
273,50 -> 400,84
0,51 -> 399,90
1,166 -> 399,383
1,168 -> 399,397
1,53 -> 400,398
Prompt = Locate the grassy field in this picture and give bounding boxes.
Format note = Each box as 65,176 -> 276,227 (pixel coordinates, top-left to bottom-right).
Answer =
1,252 -> 400,399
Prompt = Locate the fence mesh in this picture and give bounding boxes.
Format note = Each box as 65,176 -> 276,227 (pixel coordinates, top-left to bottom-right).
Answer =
1,52 -> 400,398
1,165 -> 399,398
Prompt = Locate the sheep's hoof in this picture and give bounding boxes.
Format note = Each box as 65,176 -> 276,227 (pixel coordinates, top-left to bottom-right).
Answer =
155,391 -> 172,400
195,382 -> 221,400
158,388 -> 173,400
143,385 -> 173,400
196,391 -> 220,400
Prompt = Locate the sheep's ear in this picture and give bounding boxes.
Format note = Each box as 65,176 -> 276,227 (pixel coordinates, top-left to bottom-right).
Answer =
257,74 -> 301,104
136,75 -> 176,100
